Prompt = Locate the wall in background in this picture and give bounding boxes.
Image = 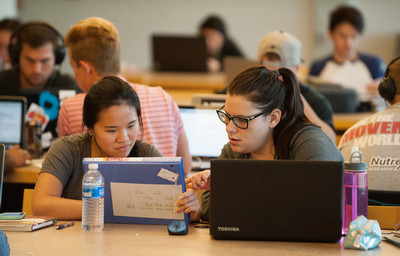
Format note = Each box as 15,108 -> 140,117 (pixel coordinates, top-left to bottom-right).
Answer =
16,0 -> 400,74
314,0 -> 400,67
0,0 -> 17,20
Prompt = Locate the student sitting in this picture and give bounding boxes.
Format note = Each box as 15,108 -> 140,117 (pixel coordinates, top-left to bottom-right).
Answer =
338,56 -> 400,205
32,77 -> 165,220
199,15 -> 243,72
184,66 -> 344,220
309,5 -> 386,108
57,17 -> 191,175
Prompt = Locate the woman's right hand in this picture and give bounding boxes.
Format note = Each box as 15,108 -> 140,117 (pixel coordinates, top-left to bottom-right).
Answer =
185,169 -> 211,190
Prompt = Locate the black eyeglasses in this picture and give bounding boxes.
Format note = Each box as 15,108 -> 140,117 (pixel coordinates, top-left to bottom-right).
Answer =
216,105 -> 269,129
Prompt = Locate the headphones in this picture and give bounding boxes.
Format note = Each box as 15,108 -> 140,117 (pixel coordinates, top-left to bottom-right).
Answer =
378,56 -> 400,102
8,21 -> 66,65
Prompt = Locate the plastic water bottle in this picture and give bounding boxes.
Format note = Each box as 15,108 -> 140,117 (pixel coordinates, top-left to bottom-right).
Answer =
342,146 -> 368,234
82,163 -> 104,231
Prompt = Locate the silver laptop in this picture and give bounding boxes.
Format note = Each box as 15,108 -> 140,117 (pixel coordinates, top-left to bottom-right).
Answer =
223,56 -> 259,86
210,159 -> 344,242
179,107 -> 228,169
0,96 -> 27,148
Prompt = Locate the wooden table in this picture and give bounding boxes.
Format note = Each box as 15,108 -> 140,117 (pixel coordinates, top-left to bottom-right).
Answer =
122,71 -> 226,106
333,112 -> 373,133
5,222 -> 399,255
3,163 -> 40,184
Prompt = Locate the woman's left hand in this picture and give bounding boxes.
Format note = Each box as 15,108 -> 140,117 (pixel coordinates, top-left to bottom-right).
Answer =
175,189 -> 201,222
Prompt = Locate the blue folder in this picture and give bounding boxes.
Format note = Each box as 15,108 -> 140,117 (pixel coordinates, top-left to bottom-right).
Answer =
83,157 -> 188,225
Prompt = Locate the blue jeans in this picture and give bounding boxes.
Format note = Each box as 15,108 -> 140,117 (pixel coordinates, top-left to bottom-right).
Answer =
0,229 -> 10,256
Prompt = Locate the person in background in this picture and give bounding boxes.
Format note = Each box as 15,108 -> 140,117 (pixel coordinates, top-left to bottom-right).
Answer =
258,30 -> 336,142
184,66 -> 344,221
0,20 -> 80,137
4,145 -> 31,176
0,18 -> 21,71
199,15 -> 243,72
338,56 -> 400,205
309,5 -> 386,109
57,17 -> 192,175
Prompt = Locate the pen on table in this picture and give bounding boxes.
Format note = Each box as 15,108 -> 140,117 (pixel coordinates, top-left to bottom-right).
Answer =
56,221 -> 75,230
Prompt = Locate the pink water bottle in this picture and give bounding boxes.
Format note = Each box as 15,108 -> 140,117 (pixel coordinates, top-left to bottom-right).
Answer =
342,147 -> 368,234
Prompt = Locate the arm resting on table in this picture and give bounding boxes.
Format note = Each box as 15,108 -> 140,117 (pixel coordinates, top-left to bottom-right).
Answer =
32,172 -> 82,220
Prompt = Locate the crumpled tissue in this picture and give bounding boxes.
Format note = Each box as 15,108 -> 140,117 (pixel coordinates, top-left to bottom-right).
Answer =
344,215 -> 382,250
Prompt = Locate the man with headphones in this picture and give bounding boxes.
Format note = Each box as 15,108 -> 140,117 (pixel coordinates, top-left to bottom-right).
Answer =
338,56 -> 400,205
0,21 -> 80,138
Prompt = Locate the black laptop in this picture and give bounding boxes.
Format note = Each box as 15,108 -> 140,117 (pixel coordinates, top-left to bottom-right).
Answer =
210,159 -> 344,243
152,35 -> 207,72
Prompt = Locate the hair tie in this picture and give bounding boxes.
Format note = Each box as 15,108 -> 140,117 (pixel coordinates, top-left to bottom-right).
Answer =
274,69 -> 283,82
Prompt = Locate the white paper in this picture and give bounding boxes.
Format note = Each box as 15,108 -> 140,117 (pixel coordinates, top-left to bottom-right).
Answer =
157,168 -> 179,183
110,182 -> 184,220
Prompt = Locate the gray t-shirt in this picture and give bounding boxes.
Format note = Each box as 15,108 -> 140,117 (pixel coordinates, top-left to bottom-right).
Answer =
201,126 -> 344,221
339,103 -> 400,191
40,134 -> 162,199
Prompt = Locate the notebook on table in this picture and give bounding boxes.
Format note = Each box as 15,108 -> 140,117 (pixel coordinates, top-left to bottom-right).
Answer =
0,96 -> 27,148
210,159 -> 344,243
82,157 -> 188,225
152,35 -> 207,72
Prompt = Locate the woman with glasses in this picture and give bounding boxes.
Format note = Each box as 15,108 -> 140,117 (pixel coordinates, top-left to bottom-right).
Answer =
182,66 -> 344,221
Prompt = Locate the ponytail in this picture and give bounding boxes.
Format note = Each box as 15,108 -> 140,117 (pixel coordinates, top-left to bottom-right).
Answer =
273,68 -> 310,159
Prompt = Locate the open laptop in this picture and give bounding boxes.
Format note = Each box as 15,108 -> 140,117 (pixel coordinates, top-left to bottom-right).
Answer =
179,107 -> 228,169
210,159 -> 344,243
0,96 -> 27,148
82,157 -> 188,225
224,56 -> 259,87
306,80 -> 359,113
20,88 -> 78,138
152,35 -> 207,72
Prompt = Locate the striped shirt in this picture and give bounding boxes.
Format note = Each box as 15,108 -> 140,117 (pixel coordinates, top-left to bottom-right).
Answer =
57,83 -> 183,157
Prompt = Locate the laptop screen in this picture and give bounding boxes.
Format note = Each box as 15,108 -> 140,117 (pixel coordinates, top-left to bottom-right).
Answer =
0,96 -> 26,147
152,35 -> 207,72
180,107 -> 228,158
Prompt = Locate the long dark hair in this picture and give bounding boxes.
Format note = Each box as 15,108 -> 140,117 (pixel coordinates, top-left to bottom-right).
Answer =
83,76 -> 143,155
227,66 -> 311,159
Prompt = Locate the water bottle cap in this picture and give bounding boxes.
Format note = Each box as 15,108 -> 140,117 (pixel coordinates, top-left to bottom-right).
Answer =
344,161 -> 367,171
88,163 -> 98,170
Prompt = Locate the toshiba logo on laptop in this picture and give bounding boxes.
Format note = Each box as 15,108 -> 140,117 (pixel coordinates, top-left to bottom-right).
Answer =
217,226 -> 240,232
